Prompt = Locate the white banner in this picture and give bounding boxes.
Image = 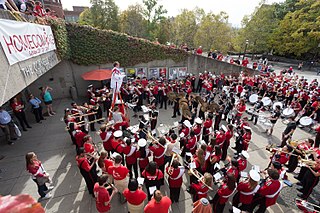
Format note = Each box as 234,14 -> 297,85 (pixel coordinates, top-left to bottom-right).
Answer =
0,19 -> 56,65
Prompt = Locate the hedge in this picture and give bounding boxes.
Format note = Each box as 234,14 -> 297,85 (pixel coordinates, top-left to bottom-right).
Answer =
47,18 -> 189,66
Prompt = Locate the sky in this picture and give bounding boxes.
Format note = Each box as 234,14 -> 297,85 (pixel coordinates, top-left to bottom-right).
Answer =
61,0 -> 285,27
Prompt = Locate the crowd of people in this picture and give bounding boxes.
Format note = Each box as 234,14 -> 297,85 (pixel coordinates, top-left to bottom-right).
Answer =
0,0 -> 57,18
20,62 -> 320,212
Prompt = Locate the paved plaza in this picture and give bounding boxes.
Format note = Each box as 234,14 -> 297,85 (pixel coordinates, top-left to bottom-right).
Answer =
0,72 -> 320,212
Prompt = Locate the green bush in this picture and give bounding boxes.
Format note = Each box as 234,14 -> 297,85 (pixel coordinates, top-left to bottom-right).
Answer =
47,18 -> 71,60
46,19 -> 189,66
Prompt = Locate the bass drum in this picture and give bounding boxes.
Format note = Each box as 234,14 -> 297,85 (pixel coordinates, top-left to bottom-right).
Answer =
249,94 -> 258,104
262,97 -> 272,106
272,102 -> 283,111
282,108 -> 295,118
299,116 -> 313,126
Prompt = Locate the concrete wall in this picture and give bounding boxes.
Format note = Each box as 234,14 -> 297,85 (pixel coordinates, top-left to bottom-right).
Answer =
27,54 -> 255,100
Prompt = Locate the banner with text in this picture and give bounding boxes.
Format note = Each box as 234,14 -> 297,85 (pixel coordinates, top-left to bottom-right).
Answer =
0,19 -> 57,65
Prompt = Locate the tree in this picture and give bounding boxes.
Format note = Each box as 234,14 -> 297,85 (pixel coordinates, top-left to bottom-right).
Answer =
79,0 -> 119,31
194,11 -> 233,53
235,1 -> 279,56
271,0 -> 320,58
142,0 -> 168,41
119,4 -> 147,37
171,9 -> 198,47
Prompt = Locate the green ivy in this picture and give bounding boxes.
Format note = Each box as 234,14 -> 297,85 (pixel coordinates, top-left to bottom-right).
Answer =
47,18 -> 71,60
66,23 -> 189,66
48,19 -> 188,66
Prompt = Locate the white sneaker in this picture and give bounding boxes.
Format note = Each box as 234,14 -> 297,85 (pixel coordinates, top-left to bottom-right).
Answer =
44,185 -> 54,193
41,193 -> 52,200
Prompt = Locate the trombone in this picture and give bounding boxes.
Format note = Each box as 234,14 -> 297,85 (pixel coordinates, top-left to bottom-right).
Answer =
167,153 -> 178,175
141,129 -> 166,148
65,118 -> 106,131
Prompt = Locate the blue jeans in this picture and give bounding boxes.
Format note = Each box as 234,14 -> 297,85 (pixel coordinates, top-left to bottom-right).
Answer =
32,178 -> 48,197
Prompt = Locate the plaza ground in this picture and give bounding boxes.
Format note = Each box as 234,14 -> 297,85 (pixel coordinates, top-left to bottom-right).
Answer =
1,70 -> 320,212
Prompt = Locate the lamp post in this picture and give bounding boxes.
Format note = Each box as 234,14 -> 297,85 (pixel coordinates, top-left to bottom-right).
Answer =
243,39 -> 249,60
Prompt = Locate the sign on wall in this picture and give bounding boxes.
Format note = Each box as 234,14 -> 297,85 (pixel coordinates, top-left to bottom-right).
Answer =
126,68 -> 136,78
136,67 -> 147,78
0,19 -> 57,65
168,67 -> 187,80
148,67 -> 167,79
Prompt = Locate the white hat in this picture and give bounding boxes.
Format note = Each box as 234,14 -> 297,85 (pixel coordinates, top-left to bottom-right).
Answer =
221,125 -> 228,132
113,130 -> 123,138
195,117 -> 203,124
243,126 -> 251,130
183,120 -> 192,128
241,150 -> 249,159
249,170 -> 260,182
179,132 -> 185,138
138,138 -> 147,147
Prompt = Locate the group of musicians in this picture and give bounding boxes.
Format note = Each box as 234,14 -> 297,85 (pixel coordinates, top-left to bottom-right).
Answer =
61,68 -> 320,213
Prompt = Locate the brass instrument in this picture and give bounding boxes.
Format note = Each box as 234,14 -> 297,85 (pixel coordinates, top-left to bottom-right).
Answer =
177,92 -> 185,99
141,129 -> 166,148
299,158 -> 317,166
182,108 -> 192,118
208,102 -> 219,112
167,92 -> 177,102
195,95 -> 205,105
72,112 -> 97,119
167,153 -> 177,175
189,167 -> 214,191
65,118 -> 106,131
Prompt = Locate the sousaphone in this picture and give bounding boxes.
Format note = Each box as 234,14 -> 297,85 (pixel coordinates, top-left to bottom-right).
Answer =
167,91 -> 177,102
208,102 -> 219,112
182,108 -> 192,118
178,92 -> 185,99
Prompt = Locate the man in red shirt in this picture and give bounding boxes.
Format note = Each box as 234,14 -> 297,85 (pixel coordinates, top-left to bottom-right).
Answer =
144,190 -> 172,213
196,46 -> 203,55
94,175 -> 117,213
242,58 -> 249,67
123,178 -> 147,212
107,154 -> 129,203
10,97 -> 31,131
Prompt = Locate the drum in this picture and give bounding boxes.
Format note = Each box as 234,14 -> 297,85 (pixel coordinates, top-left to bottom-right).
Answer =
299,116 -> 313,126
249,94 -> 258,104
272,102 -> 283,110
282,108 -> 294,117
262,97 -> 271,106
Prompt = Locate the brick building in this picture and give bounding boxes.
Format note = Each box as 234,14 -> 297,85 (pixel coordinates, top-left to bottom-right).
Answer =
64,6 -> 88,22
43,0 -> 64,18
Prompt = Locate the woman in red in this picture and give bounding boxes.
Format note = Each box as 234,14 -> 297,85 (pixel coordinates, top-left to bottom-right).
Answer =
71,123 -> 87,151
83,135 -> 95,154
26,152 -> 53,200
123,178 -> 147,213
190,149 -> 207,184
209,145 -> 222,173
189,172 -> 213,202
242,127 -> 252,151
10,97 -> 31,131
212,173 -> 237,213
235,99 -> 246,123
225,159 -> 240,180
232,170 -> 260,211
99,124 -> 113,155
185,130 -> 197,158
137,139 -> 150,176
94,175 -> 117,213
166,159 -> 185,203
148,137 -> 166,175
98,151 -> 114,175
76,148 -> 98,197
123,138 -> 138,179
142,161 -> 164,200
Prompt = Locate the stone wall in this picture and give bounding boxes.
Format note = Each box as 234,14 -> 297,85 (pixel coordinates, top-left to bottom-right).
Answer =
26,54 -> 255,101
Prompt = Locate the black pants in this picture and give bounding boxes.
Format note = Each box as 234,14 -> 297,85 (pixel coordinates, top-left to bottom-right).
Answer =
173,106 -> 180,117
32,178 -> 48,198
95,107 -> 103,121
160,96 -> 167,109
299,167 -> 319,199
250,195 -> 267,213
315,132 -> 320,148
212,193 -> 226,213
127,162 -> 138,179
88,114 -> 95,131
169,187 -> 181,202
14,111 -> 30,130
33,107 -> 44,123
221,141 -> 229,161
286,152 -> 298,172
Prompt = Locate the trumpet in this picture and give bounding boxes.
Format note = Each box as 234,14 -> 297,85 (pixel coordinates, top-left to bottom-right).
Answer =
167,153 -> 178,175
189,167 -> 214,191
141,129 -> 166,148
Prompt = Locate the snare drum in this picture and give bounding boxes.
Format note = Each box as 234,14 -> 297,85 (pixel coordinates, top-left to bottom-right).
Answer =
262,97 -> 272,106
272,102 -> 283,110
249,94 -> 258,104
299,116 -> 313,126
282,108 -> 295,117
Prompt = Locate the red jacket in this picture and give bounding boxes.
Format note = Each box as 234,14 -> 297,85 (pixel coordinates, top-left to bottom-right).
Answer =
258,179 -> 282,207
149,145 -> 166,166
186,136 -> 197,154
237,181 -> 257,204
123,145 -> 138,165
166,166 -> 185,188
191,182 -> 210,200
217,183 -> 236,204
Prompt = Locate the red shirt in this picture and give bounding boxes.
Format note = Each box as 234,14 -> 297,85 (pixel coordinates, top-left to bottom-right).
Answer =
238,158 -> 247,172
76,156 -> 91,172
215,132 -> 226,146
166,166 -> 185,188
258,179 -> 282,207
123,145 -> 138,165
108,165 -> 129,180
149,145 -> 166,166
196,48 -> 203,55
226,166 -> 239,180
10,102 -> 23,113
74,130 -> 87,148
242,133 -> 251,151
123,188 -> 147,205
237,181 -> 255,204
137,150 -> 150,169
237,104 -> 246,117
27,160 -> 44,177
142,169 -> 164,181
217,183 -> 235,204
84,142 -> 94,154
225,130 -> 233,144
203,119 -> 213,135
94,183 -> 111,212
186,136 -> 197,154
144,196 -> 172,213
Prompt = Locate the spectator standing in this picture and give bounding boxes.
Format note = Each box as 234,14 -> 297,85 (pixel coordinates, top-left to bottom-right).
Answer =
10,97 -> 31,131
33,1 -> 45,17
0,106 -> 17,145
26,152 -> 54,200
40,86 -> 55,116
196,46 -> 203,55
144,190 -> 172,213
29,94 -> 44,123
93,175 -> 117,213
123,178 -> 147,213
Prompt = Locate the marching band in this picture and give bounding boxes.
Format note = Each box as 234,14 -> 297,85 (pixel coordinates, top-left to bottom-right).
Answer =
62,66 -> 320,213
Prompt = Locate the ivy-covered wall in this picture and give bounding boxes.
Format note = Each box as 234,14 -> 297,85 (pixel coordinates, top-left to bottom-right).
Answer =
48,19 -> 189,66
